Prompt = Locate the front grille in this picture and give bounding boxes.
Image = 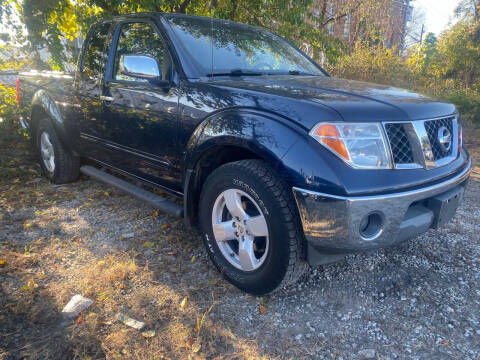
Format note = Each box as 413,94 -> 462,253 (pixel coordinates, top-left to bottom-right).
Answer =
384,123 -> 414,164
384,116 -> 457,169
424,116 -> 454,160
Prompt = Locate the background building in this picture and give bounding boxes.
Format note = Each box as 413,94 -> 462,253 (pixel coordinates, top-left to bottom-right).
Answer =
313,0 -> 414,51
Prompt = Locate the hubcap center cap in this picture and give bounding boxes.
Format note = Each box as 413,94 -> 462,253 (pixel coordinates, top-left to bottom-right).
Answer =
236,223 -> 246,237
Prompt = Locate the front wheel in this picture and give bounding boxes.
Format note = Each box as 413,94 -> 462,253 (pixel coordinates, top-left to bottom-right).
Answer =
199,160 -> 308,294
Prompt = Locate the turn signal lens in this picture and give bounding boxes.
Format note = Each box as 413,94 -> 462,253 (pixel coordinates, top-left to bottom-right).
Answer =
310,124 -> 350,161
309,122 -> 392,169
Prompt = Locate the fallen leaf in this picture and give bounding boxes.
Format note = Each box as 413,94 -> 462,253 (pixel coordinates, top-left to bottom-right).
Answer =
191,255 -> 196,263
160,224 -> 169,230
142,241 -> 154,248
150,211 -> 158,217
180,296 -> 188,310
104,191 -> 110,196
439,340 -> 450,346
259,304 -> 267,315
0,259 -> 5,267
191,341 -> 201,353
100,227 -> 106,232
142,330 -> 156,338
23,223 -> 33,230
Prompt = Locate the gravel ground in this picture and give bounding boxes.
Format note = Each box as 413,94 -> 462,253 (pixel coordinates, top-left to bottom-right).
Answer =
0,126 -> 479,359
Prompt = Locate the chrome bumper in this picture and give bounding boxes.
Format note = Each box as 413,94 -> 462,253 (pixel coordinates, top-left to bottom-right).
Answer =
293,159 -> 472,258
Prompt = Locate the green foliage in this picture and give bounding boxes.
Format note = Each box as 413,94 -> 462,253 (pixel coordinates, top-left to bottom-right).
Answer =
328,42 -> 410,86
436,20 -> 480,88
445,89 -> 480,122
16,0 -> 397,70
331,16 -> 480,123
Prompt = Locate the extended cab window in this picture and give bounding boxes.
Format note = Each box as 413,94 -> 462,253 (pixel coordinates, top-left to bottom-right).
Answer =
113,22 -> 170,82
82,22 -> 111,80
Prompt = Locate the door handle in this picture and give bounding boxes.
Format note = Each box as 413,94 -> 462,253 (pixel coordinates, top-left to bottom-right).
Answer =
100,95 -> 114,102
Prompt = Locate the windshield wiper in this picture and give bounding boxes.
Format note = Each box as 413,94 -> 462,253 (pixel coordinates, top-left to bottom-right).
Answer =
288,70 -> 316,76
207,69 -> 264,77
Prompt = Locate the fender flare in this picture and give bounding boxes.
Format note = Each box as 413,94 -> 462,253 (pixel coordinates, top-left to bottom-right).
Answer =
30,89 -> 72,152
184,108 -> 306,173
182,108 -> 306,227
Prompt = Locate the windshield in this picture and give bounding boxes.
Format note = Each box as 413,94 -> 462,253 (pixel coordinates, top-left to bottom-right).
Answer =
164,15 -> 325,78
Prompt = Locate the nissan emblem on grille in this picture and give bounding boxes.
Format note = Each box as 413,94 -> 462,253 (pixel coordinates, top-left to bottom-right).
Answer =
437,126 -> 452,152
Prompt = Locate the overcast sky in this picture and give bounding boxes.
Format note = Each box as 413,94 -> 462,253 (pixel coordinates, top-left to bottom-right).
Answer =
413,0 -> 460,35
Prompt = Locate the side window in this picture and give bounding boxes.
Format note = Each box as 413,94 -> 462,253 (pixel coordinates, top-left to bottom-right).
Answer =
113,22 -> 169,82
82,22 -> 111,80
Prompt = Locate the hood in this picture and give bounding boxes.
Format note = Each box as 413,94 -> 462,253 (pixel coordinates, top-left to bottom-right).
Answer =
209,75 -> 457,123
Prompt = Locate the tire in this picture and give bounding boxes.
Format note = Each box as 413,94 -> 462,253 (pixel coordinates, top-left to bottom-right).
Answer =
199,159 -> 308,295
36,118 -> 79,184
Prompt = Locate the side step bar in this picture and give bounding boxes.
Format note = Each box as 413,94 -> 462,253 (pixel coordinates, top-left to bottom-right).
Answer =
80,165 -> 184,218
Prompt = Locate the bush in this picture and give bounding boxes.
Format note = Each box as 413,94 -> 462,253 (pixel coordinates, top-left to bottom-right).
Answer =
327,42 -> 410,87
0,77 -> 21,143
444,89 -> 480,123
327,37 -> 480,125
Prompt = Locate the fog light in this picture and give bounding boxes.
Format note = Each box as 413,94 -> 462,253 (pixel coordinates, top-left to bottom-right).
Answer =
359,212 -> 384,240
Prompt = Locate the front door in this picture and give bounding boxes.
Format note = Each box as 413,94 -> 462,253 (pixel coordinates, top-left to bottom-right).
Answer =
102,21 -> 181,192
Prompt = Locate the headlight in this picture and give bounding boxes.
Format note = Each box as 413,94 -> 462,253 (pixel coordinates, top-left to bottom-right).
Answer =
309,122 -> 392,169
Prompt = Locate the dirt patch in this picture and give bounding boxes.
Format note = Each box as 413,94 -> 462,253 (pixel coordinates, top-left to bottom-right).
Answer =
1,126 -> 479,359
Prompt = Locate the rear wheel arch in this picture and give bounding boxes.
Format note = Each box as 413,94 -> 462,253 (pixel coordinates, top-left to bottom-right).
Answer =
30,91 -> 74,154
30,105 -> 49,145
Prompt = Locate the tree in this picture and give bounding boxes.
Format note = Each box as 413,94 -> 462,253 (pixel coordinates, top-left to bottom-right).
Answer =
436,19 -> 480,88
13,0 -> 401,69
455,0 -> 479,20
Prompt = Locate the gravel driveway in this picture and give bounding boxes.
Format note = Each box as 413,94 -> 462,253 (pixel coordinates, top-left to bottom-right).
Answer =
1,126 -> 479,360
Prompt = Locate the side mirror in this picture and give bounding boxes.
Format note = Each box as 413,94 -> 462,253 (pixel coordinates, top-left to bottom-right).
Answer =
119,54 -> 170,86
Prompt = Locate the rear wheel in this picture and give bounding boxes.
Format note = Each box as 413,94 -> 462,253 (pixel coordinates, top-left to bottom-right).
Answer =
199,159 -> 308,294
36,118 -> 79,184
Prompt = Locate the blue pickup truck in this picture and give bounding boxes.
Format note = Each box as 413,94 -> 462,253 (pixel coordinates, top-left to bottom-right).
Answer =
18,13 -> 472,294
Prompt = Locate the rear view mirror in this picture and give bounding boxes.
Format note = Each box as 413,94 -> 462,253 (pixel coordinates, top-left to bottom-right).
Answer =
119,54 -> 170,86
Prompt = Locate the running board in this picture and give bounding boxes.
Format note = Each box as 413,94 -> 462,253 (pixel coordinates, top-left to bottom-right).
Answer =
80,165 -> 183,218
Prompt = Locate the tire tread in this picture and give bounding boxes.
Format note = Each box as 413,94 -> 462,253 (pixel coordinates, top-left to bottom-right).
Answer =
202,159 -> 308,292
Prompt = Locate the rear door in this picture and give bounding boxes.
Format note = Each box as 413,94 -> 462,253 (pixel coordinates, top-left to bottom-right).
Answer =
75,21 -> 113,161
101,20 -> 181,192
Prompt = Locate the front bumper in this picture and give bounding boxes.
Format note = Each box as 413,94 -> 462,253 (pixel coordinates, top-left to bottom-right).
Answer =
293,159 -> 472,263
